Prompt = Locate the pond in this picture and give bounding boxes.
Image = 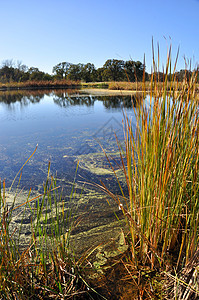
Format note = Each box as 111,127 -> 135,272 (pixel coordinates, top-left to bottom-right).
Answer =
0,89 -> 140,254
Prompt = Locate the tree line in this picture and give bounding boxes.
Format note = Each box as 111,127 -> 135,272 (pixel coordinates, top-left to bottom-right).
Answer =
0,60 -> 52,83
0,59 -> 197,83
52,60 -> 148,82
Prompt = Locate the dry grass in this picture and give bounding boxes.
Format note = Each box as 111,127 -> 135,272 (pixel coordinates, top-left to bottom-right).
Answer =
108,81 -> 199,93
0,79 -> 80,90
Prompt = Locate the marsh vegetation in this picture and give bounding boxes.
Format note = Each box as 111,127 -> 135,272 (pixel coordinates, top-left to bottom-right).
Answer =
0,47 -> 198,299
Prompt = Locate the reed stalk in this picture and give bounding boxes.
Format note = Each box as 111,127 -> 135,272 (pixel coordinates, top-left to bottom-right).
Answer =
0,159 -> 89,298
103,46 -> 199,271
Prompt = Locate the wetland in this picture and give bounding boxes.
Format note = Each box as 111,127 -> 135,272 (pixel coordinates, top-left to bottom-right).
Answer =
0,89 -> 139,255
0,80 -> 198,299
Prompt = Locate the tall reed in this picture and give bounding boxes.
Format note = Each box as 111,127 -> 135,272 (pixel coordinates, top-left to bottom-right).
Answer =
103,46 -> 198,270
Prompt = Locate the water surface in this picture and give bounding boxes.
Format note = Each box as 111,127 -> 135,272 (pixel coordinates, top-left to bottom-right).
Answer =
0,89 -> 140,252
0,89 -> 138,189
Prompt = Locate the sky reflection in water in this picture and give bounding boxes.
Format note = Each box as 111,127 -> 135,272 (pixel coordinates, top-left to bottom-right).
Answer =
0,90 -> 138,190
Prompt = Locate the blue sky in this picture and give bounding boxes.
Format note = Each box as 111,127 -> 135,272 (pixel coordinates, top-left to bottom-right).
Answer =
0,0 -> 198,74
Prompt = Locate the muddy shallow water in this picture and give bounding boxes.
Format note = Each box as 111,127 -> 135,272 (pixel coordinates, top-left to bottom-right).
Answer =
0,89 -> 140,255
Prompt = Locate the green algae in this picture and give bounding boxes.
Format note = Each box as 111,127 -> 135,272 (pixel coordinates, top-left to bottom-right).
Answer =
74,150 -> 124,176
93,230 -> 128,272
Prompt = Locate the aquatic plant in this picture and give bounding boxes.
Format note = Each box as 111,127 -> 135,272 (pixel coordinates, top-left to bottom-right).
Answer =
0,158 -> 91,299
101,44 -> 199,297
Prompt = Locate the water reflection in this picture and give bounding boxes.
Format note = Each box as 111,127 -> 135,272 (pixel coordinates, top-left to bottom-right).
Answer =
0,88 -> 139,190
53,95 -> 95,107
0,90 -> 44,104
0,89 -> 142,110
102,95 -> 140,109
0,89 -> 138,250
0,89 -> 78,106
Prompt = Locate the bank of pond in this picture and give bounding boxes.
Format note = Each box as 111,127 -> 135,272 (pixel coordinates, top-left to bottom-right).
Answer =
0,79 -> 198,299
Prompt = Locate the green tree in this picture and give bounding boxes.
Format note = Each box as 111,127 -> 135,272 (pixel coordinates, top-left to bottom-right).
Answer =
124,60 -> 146,82
28,67 -> 51,81
67,63 -> 83,81
102,59 -> 125,81
95,67 -> 104,82
14,61 -> 29,82
0,66 -> 15,82
81,63 -> 96,82
124,60 -> 136,81
134,61 -> 145,81
0,60 -> 15,82
52,62 -> 71,79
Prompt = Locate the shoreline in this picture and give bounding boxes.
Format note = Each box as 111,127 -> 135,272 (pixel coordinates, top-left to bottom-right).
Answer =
0,85 -> 143,95
0,84 -> 81,92
80,88 -> 140,96
0,84 -> 198,100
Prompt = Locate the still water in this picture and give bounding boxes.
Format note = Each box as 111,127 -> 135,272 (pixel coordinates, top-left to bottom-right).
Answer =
0,89 -> 139,252
0,89 -> 138,190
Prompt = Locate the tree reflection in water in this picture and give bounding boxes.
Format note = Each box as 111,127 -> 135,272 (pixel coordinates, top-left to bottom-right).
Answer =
0,89 -> 143,110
